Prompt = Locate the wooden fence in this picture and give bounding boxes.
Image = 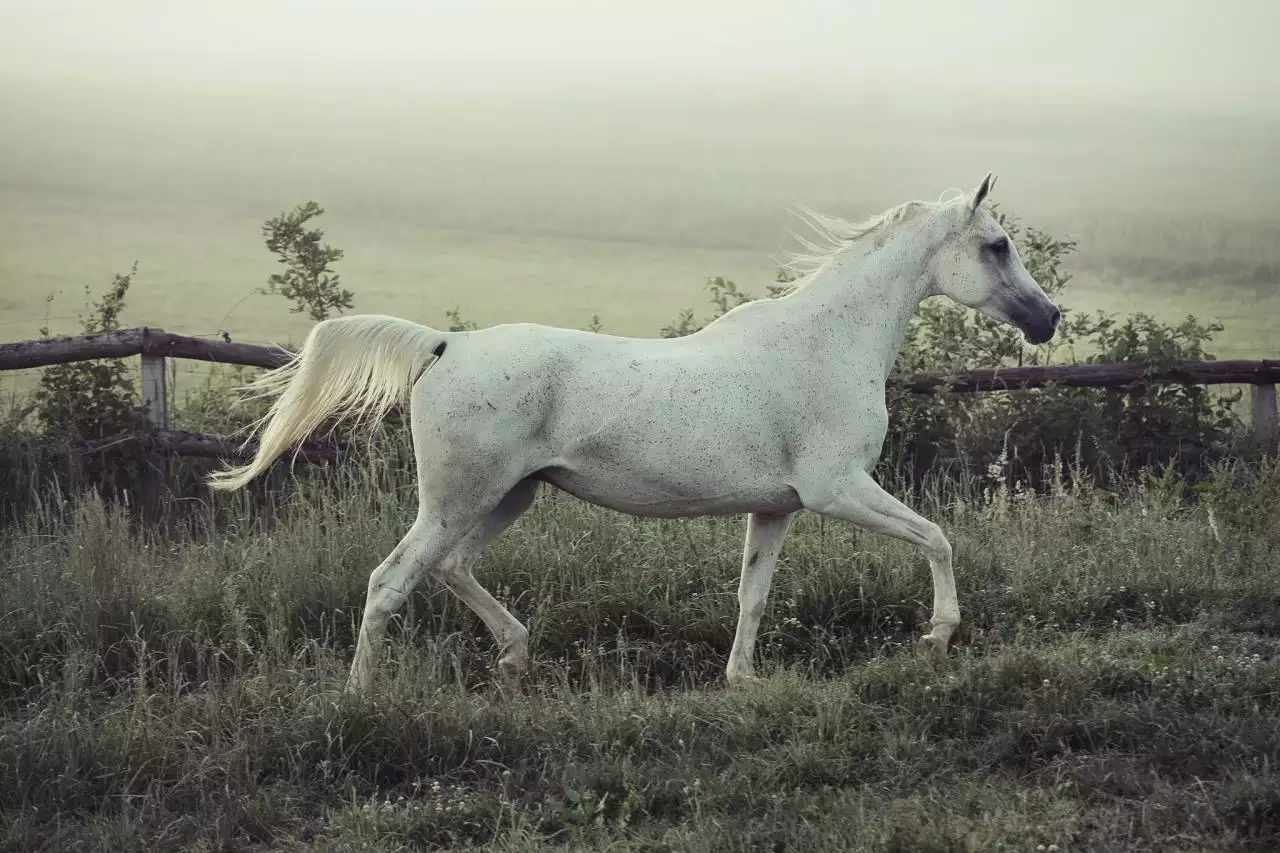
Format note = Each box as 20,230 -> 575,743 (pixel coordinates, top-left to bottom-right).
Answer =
0,327 -> 316,461
2,326 -> 1278,458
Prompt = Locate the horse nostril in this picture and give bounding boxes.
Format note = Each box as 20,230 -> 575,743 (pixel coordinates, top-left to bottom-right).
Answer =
1049,307 -> 1061,329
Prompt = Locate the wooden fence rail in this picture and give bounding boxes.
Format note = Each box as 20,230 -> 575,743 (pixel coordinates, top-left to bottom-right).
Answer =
2,326 -> 1278,452
0,327 -> 291,371
1,328 -> 300,462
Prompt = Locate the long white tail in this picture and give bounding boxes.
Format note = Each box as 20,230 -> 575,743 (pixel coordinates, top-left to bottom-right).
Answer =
207,314 -> 446,491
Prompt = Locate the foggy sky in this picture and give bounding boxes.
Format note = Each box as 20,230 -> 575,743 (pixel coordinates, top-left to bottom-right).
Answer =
4,1 -> 1278,114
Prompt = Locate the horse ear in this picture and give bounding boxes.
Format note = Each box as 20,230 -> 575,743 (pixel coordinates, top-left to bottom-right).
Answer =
971,172 -> 996,211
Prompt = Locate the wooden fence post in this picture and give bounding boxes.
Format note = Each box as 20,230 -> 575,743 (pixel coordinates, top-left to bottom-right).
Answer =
1253,383 -> 1278,446
139,330 -> 169,429
140,355 -> 169,428
139,329 -> 170,504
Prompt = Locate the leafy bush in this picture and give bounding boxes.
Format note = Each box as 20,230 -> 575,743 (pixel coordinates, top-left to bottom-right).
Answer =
1,200 -> 361,521
171,363 -> 266,436
33,263 -> 143,442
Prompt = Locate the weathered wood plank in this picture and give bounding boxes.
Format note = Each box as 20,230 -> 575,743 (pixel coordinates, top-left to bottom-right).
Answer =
897,359 -> 1280,393
139,351 -> 169,429
0,328 -> 294,372
149,430 -> 340,462
141,330 -> 294,369
3,326 -> 1278,402
0,329 -> 145,370
76,428 -> 342,463
1252,383 -> 1279,444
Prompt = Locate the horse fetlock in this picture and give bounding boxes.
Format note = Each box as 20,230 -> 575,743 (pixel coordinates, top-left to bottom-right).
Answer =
497,650 -> 529,681
725,657 -> 757,685
931,612 -> 962,630
496,625 -> 529,672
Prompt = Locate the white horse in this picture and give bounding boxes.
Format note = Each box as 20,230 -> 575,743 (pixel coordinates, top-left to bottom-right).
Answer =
208,174 -> 1059,693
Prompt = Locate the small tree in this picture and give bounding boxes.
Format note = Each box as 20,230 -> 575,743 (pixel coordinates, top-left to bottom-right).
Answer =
261,202 -> 353,321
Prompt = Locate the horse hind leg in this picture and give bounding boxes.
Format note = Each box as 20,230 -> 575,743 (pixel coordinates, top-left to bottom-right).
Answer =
344,479 -> 539,694
430,479 -> 539,681
346,507 -> 474,694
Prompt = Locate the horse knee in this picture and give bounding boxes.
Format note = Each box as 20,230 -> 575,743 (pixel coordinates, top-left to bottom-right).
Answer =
366,582 -> 408,618
921,522 -> 952,565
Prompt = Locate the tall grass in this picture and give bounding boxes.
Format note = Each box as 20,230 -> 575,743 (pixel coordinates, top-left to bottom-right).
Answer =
2,452 -> 1280,850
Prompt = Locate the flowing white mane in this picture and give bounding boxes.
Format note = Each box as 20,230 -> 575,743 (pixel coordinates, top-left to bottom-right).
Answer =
777,189 -> 969,294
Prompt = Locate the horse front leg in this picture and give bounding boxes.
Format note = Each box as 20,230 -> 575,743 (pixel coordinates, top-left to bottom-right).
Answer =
725,511 -> 793,684
801,469 -> 959,653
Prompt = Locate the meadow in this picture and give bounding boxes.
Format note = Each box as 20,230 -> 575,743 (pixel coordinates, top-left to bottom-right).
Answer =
2,452 -> 1280,851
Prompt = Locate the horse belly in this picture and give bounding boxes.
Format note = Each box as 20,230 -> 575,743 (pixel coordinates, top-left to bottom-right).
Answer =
533,345 -> 803,516
533,465 -> 802,519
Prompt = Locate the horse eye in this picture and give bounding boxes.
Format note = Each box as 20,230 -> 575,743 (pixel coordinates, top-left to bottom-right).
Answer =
986,238 -> 1010,257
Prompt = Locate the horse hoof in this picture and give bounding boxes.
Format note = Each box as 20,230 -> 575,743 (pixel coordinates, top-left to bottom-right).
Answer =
342,674 -> 372,697
917,634 -> 949,657
497,654 -> 528,683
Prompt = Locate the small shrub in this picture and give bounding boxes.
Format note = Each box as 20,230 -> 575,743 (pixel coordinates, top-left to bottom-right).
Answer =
33,264 -> 143,442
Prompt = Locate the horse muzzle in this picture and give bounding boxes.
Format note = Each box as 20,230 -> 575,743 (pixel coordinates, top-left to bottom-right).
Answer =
1009,298 -> 1060,345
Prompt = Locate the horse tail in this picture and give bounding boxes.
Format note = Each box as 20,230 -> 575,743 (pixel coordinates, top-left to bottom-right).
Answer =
207,314 -> 447,491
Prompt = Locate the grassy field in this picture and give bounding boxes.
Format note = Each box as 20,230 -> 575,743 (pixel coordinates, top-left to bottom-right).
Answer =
3,453 -> 1280,851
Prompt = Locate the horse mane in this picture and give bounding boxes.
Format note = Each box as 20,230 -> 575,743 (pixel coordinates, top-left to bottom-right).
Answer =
776,189 -> 969,295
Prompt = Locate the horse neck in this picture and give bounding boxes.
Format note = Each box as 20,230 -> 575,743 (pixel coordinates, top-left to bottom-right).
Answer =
784,231 -> 936,377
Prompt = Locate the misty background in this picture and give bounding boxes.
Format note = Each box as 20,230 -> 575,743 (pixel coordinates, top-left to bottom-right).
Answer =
1,0 -> 1278,350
